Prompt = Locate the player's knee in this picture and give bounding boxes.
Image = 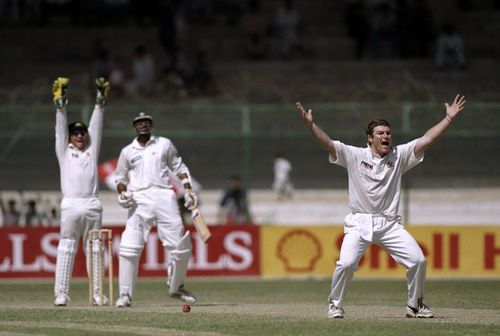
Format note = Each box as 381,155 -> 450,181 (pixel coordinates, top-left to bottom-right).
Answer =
58,238 -> 78,254
168,231 -> 192,262
119,244 -> 143,258
408,252 -> 426,268
336,260 -> 357,273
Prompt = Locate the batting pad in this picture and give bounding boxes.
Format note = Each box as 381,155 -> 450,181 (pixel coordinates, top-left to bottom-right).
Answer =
118,244 -> 142,298
167,231 -> 192,294
54,238 -> 78,296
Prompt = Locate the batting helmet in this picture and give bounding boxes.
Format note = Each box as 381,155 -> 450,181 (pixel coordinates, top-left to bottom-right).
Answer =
133,112 -> 153,125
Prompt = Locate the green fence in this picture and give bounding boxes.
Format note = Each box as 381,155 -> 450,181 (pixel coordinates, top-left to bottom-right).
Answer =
1,101 -> 499,190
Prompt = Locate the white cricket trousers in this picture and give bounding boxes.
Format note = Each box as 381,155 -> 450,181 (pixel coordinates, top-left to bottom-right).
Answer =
118,187 -> 185,298
328,216 -> 426,309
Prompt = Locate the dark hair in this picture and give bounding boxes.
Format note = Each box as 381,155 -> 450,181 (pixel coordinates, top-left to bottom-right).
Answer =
366,119 -> 391,136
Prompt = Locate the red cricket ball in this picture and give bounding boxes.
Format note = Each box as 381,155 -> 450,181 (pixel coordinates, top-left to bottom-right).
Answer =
182,304 -> 191,313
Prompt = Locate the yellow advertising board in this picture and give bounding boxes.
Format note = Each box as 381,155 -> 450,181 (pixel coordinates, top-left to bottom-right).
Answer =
260,226 -> 500,278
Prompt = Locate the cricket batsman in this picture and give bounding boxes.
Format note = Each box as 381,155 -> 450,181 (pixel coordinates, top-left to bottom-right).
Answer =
114,112 -> 199,307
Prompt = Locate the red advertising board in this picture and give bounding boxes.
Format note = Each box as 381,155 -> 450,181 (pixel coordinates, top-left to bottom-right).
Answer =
0,225 -> 260,278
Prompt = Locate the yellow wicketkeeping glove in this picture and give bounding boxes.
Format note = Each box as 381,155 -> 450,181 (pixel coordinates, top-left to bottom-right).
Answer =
95,77 -> 110,107
52,77 -> 69,108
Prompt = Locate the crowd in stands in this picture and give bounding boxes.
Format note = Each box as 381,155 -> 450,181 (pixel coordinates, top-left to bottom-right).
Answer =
1,0 -> 498,103
343,0 -> 467,70
0,191 -> 60,227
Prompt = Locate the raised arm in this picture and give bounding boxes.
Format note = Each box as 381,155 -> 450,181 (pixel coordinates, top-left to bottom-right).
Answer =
296,101 -> 337,160
53,78 -> 70,162
414,94 -> 466,158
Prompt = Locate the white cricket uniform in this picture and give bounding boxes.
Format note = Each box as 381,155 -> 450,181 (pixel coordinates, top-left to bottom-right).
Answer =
54,105 -> 104,299
328,139 -> 427,309
55,106 -> 104,240
272,157 -> 293,196
114,135 -> 192,298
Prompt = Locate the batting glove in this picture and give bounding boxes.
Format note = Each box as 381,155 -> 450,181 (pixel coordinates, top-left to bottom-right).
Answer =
118,191 -> 134,209
184,190 -> 198,210
52,77 -> 69,108
95,77 -> 110,107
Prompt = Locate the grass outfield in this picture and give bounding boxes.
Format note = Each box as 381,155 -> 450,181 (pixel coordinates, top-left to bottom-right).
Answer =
0,278 -> 499,336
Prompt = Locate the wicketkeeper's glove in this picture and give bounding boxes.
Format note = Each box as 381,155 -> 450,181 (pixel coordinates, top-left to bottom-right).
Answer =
52,77 -> 69,108
118,191 -> 134,209
95,77 -> 110,107
184,190 -> 198,210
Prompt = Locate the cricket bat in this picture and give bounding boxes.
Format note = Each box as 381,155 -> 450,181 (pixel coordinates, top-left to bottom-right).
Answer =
191,207 -> 211,243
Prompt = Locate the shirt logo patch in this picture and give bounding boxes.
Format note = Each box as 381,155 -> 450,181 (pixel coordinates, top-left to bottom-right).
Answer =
72,152 -> 79,158
386,161 -> 395,168
360,161 -> 373,170
131,155 -> 142,164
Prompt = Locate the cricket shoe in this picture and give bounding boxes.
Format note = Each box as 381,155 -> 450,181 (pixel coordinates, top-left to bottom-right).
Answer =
54,293 -> 70,306
93,294 -> 109,306
406,299 -> 434,318
115,293 -> 132,308
169,284 -> 197,304
327,303 -> 345,319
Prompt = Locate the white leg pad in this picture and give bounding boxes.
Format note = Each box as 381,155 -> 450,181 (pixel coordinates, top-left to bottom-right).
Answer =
167,231 -> 192,295
54,238 -> 78,296
118,244 -> 143,299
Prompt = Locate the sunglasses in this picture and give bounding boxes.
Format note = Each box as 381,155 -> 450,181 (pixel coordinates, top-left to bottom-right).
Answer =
70,130 -> 87,136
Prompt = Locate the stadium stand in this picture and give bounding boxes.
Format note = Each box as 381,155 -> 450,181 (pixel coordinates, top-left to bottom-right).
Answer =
0,0 -> 499,190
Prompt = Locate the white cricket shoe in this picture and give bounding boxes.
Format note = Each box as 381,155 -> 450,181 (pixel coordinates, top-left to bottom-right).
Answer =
169,284 -> 197,304
406,299 -> 434,318
115,294 -> 131,308
327,303 -> 345,319
93,295 -> 109,306
54,293 -> 70,306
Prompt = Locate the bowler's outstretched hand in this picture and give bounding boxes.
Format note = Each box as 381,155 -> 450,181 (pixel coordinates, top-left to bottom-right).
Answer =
445,94 -> 466,121
296,101 -> 313,128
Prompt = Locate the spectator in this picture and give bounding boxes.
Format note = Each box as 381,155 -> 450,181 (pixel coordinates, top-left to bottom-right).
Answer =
21,199 -> 45,227
240,0 -> 270,60
216,0 -> 247,26
435,23 -> 466,70
411,0 -> 436,58
47,206 -> 60,227
125,45 -> 156,96
393,0 -> 414,58
158,0 -> 185,70
158,65 -> 189,99
343,0 -> 371,59
368,1 -> 396,59
0,197 -> 21,227
273,0 -> 302,59
219,175 -> 252,225
187,51 -> 218,96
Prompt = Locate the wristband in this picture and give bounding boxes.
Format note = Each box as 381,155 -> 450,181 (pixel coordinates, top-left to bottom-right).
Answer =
181,178 -> 190,185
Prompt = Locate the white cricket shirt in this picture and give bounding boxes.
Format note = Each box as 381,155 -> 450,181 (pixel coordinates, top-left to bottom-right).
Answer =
55,106 -> 103,198
114,135 -> 190,192
274,157 -> 292,182
330,139 -> 423,219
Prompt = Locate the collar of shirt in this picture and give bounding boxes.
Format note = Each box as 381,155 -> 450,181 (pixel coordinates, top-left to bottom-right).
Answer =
132,135 -> 157,149
365,144 -> 392,162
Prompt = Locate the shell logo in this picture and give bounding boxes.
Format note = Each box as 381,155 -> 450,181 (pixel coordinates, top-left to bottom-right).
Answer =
277,230 -> 322,272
